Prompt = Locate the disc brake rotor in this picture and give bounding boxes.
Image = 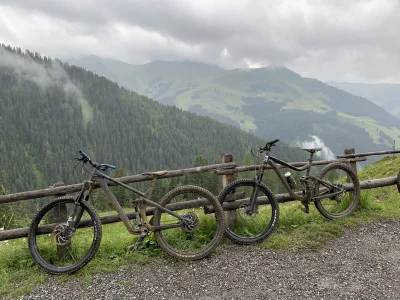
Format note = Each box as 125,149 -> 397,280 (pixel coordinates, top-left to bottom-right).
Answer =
238,203 -> 258,219
52,223 -> 73,246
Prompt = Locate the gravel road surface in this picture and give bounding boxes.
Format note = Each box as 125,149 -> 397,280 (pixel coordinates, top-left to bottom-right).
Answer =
11,220 -> 400,300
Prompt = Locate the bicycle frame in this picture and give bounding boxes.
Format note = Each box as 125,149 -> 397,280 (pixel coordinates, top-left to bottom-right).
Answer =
75,168 -> 184,234
258,153 -> 346,203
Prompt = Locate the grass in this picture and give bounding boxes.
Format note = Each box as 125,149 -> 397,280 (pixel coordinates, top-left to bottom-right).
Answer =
1,156 -> 400,298
262,155 -> 400,250
0,221 -> 163,298
337,113 -> 400,146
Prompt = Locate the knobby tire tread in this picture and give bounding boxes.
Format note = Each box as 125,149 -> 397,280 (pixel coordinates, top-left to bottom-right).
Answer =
315,162 -> 360,219
218,178 -> 279,245
153,185 -> 225,260
396,171 -> 400,194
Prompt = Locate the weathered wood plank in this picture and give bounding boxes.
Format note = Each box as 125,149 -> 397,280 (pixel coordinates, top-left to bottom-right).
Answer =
1,176 -> 396,242
337,149 -> 400,158
215,157 -> 366,175
221,154 -> 236,229
0,162 -> 237,204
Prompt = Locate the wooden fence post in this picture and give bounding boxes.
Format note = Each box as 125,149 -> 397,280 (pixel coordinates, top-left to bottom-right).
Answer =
221,154 -> 236,229
52,181 -> 71,260
344,148 -> 357,203
344,148 -> 357,174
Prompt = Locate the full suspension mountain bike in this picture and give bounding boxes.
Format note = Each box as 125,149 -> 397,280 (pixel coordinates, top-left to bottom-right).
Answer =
218,139 -> 360,244
28,151 -> 225,274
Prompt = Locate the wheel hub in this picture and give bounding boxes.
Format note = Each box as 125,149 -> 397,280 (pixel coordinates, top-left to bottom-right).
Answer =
52,223 -> 73,246
239,203 -> 258,219
329,184 -> 345,203
181,212 -> 198,232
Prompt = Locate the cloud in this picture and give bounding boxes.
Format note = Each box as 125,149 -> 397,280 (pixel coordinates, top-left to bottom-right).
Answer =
0,0 -> 399,83
0,47 -> 85,102
300,136 -> 336,161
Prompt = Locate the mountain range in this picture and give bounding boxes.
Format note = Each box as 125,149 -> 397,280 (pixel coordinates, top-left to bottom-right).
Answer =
328,81 -> 400,119
68,56 -> 400,156
1,45 -> 308,193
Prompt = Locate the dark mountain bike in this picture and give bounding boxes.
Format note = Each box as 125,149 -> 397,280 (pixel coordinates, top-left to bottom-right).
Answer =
218,139 -> 360,244
28,151 -> 225,274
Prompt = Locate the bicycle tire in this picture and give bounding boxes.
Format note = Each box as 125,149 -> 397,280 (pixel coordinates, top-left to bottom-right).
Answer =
315,162 -> 360,219
218,179 -> 279,244
28,196 -> 102,274
153,185 -> 225,260
397,171 -> 400,194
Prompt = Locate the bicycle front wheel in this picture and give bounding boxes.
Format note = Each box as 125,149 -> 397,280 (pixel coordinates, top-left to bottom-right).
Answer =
315,162 -> 360,219
218,179 -> 279,244
28,196 -> 102,274
153,186 -> 225,260
396,170 -> 400,194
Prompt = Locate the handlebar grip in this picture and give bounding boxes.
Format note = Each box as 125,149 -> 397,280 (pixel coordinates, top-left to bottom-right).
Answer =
268,138 -> 280,144
79,151 -> 89,159
108,165 -> 117,169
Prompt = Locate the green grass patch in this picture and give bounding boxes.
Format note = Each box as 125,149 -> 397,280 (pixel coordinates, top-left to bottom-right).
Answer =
1,156 -> 400,297
261,155 -> 400,250
0,221 -> 164,298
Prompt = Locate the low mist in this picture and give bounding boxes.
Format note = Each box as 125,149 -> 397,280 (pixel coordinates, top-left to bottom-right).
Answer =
300,136 -> 336,161
0,47 -> 85,104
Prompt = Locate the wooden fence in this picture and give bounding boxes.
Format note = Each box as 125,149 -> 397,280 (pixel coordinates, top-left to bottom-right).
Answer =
1,148 -> 399,242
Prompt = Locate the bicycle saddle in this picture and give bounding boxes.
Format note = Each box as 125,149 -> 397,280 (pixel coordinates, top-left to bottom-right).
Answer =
142,170 -> 168,176
302,147 -> 323,153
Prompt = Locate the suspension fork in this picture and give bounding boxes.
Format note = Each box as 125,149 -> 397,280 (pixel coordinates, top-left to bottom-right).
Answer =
69,181 -> 93,230
249,162 -> 265,212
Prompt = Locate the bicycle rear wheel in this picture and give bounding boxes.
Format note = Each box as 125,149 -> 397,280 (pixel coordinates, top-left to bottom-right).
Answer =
315,163 -> 360,219
218,179 -> 279,244
28,196 -> 102,274
153,185 -> 225,260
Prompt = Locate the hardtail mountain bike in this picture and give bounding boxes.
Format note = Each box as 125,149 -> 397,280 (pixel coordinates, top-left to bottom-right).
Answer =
218,139 -> 360,244
28,151 -> 225,274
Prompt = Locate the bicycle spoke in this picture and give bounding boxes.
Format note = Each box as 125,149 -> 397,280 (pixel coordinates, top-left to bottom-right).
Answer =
153,186 -> 224,260
315,163 -> 360,219
28,197 -> 102,274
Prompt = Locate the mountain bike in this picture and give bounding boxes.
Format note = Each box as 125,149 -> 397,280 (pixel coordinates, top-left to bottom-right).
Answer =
218,139 -> 360,244
28,151 -> 225,274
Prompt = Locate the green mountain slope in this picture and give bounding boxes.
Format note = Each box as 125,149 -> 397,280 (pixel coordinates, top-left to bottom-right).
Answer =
328,82 -> 400,119
0,45 -> 306,193
68,56 -> 400,156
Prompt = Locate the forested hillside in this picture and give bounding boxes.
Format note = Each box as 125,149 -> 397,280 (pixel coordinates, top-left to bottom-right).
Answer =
0,45 -> 305,193
69,56 -> 399,157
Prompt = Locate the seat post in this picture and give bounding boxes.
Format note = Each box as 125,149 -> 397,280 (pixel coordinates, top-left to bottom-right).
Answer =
306,152 -> 314,177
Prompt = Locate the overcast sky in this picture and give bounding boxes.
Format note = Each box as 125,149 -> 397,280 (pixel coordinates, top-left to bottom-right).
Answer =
1,0 -> 399,83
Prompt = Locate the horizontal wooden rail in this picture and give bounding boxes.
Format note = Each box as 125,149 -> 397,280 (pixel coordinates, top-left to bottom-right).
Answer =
337,149 -> 400,159
0,157 -> 365,204
0,162 -> 237,205
1,175 -> 397,242
215,157 -> 366,175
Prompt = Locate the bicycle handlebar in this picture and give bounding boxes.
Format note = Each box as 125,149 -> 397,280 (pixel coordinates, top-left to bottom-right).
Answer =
259,138 -> 280,152
78,151 -> 116,170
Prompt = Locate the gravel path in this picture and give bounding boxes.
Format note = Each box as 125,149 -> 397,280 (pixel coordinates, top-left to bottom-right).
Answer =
12,220 -> 400,300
